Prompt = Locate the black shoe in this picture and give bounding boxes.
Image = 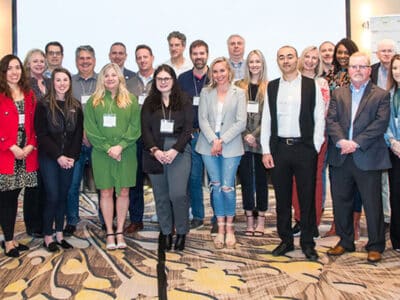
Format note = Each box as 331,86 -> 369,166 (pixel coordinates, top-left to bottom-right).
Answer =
313,227 -> 320,239
303,247 -> 319,261
1,241 -> 29,251
292,221 -> 301,236
210,222 -> 218,237
43,241 -> 59,252
56,239 -> 73,249
5,247 -> 19,258
272,242 -> 294,256
63,225 -> 76,237
159,233 -> 173,251
190,219 -> 204,230
174,234 -> 186,251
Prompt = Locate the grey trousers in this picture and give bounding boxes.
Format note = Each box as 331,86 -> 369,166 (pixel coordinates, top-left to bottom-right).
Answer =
149,138 -> 191,235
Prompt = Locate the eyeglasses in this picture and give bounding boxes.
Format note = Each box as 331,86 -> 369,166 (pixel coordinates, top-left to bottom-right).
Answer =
156,77 -> 172,83
349,65 -> 370,71
48,51 -> 62,57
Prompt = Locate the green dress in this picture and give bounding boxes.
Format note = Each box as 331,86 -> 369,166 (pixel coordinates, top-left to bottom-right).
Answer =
84,91 -> 140,194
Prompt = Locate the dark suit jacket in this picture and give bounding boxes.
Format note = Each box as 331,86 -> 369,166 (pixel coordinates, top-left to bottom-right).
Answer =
370,62 -> 380,85
123,68 -> 136,81
326,81 -> 391,171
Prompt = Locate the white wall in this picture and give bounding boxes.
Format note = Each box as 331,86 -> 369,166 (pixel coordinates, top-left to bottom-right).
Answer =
17,0 -> 346,78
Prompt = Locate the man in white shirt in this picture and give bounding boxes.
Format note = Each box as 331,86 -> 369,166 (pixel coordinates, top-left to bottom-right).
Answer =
261,45 -> 325,261
164,31 -> 192,76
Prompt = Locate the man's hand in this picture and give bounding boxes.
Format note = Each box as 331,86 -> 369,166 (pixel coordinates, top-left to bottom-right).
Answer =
337,139 -> 358,155
262,154 -> 275,169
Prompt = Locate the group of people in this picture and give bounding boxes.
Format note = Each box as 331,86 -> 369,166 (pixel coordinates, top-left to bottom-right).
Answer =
0,32 -> 399,262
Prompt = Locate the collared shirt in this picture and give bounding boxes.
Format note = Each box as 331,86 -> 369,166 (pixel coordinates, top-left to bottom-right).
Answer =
229,59 -> 245,80
377,65 -> 388,90
349,81 -> 369,139
138,72 -> 153,88
126,73 -> 154,101
261,72 -> 326,154
178,69 -> 209,129
71,73 -> 98,109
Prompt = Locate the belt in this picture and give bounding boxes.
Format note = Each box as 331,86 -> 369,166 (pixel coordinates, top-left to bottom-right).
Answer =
277,137 -> 303,145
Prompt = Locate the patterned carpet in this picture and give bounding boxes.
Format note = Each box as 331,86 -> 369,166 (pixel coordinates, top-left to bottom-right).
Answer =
1,187 -> 400,300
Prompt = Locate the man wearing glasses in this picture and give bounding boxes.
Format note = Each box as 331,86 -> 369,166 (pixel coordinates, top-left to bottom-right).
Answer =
326,52 -> 391,263
44,41 -> 64,78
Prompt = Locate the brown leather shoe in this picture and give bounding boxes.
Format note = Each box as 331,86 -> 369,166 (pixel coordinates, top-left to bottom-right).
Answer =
367,251 -> 382,263
327,244 -> 346,256
124,222 -> 144,234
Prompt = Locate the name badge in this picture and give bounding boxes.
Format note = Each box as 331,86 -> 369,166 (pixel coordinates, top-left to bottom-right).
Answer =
247,101 -> 259,113
19,114 -> 25,125
81,95 -> 90,104
103,114 -> 116,127
193,96 -> 200,106
138,94 -> 147,105
160,119 -> 174,133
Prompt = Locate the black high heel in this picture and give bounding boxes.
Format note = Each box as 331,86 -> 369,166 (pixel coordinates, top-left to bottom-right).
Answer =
174,234 -> 186,251
2,241 -> 29,252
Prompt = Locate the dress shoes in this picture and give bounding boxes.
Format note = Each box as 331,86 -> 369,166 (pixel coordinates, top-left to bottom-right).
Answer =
43,241 -> 59,253
367,251 -> 382,263
2,241 -> 29,252
303,247 -> 319,261
5,247 -> 19,258
272,242 -> 294,256
124,222 -> 144,234
56,239 -> 74,249
159,233 -> 173,251
63,225 -> 76,237
174,234 -> 186,251
327,244 -> 354,256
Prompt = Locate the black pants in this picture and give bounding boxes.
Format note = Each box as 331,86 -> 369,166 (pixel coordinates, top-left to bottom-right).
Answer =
0,188 -> 21,241
388,151 -> 400,250
330,155 -> 384,252
271,142 -> 317,249
238,151 -> 268,211
23,170 -> 44,234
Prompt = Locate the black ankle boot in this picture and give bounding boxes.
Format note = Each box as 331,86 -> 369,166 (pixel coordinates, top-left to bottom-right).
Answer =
165,234 -> 173,250
174,234 -> 186,251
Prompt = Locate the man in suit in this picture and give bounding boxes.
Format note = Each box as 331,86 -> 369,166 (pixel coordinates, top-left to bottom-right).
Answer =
261,45 -> 325,261
326,52 -> 391,262
370,39 -> 396,230
109,42 -> 136,81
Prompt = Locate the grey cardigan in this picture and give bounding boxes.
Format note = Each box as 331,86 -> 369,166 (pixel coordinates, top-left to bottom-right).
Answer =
195,84 -> 247,157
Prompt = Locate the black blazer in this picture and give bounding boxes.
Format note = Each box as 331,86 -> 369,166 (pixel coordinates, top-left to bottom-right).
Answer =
370,62 -> 380,85
326,81 -> 391,171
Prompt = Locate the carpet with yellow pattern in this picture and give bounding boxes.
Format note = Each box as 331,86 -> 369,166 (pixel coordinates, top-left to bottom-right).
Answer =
1,188 -> 399,300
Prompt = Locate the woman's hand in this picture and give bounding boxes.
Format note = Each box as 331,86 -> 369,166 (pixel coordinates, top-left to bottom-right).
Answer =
9,145 -> 25,160
211,139 -> 222,156
108,145 -> 123,161
164,148 -> 178,164
153,149 -> 167,164
244,134 -> 257,148
57,155 -> 75,169
22,145 -> 34,158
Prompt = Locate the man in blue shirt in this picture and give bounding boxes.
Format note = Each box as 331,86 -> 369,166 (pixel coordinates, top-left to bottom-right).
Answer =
178,40 -> 209,229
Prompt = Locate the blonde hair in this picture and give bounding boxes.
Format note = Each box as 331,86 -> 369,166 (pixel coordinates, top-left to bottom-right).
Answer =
23,48 -> 47,75
208,57 -> 234,88
235,49 -> 268,103
92,63 -> 131,108
298,46 -> 320,76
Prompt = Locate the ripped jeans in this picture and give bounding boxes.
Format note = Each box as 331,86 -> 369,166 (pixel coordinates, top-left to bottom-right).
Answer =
202,154 -> 241,217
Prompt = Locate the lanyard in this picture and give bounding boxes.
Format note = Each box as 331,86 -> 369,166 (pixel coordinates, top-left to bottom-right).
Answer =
161,101 -> 172,121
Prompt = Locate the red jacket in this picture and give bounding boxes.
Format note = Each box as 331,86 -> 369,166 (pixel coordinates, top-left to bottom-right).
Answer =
0,90 -> 38,174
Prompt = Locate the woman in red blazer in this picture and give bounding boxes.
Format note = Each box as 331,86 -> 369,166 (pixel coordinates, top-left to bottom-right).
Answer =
0,54 -> 38,257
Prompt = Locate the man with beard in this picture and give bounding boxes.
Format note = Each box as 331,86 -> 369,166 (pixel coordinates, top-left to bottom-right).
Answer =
164,31 -> 192,77
178,40 -> 210,230
319,41 -> 335,77
227,34 -> 246,80
109,42 -> 136,81
326,52 -> 390,262
64,45 -> 98,236
124,44 -> 155,233
261,45 -> 325,261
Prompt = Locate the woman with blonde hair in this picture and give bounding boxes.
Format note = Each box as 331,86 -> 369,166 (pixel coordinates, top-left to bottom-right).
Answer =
235,50 -> 269,236
84,63 -> 141,250
196,57 -> 247,249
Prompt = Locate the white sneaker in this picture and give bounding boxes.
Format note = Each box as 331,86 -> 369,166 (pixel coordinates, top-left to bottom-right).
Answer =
150,214 -> 158,223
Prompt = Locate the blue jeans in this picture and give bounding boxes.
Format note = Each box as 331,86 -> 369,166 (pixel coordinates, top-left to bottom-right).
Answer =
39,154 -> 74,235
202,154 -> 241,217
129,137 -> 144,223
189,132 -> 204,220
67,145 -> 91,225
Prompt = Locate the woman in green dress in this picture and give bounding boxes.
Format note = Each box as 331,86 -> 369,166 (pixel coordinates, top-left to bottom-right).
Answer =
84,63 -> 140,250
